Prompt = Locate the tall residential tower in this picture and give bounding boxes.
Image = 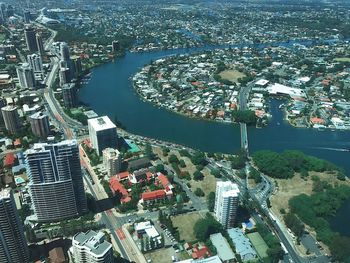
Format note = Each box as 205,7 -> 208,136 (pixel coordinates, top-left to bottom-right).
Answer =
0,189 -> 29,263
214,181 -> 240,229
25,140 -> 87,222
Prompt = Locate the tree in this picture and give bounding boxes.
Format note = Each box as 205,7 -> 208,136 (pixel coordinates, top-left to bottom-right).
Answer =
145,142 -> 155,160
191,151 -> 207,166
232,110 -> 257,125
329,236 -> 350,262
283,213 -> 305,238
156,164 -> 165,173
193,170 -> 204,181
194,188 -> 205,197
207,192 -> 215,212
194,213 -> 223,241
211,168 -> 221,178
168,154 -> 179,164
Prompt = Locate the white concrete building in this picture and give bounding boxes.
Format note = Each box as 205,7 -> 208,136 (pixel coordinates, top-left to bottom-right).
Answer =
25,140 -> 87,222
214,181 -> 240,229
88,116 -> 118,155
72,230 -> 113,263
16,63 -> 35,89
102,148 -> 121,177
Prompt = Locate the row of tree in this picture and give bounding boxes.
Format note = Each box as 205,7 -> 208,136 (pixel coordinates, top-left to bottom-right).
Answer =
252,150 -> 341,179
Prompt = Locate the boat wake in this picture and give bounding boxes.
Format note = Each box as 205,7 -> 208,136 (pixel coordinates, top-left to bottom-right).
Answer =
311,147 -> 350,152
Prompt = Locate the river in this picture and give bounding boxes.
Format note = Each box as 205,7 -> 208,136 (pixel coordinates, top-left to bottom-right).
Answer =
78,44 -> 350,236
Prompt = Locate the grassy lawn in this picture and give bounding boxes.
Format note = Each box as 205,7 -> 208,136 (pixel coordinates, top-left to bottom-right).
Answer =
247,232 -> 268,259
172,212 -> 204,242
334,57 -> 350,62
270,172 -> 350,222
189,168 -> 216,196
219,69 -> 246,83
146,247 -> 174,263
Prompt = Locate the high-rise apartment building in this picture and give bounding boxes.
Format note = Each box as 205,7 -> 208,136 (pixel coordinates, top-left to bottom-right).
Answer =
60,42 -> 71,62
25,140 -> 87,222
29,112 -> 50,138
27,53 -> 43,73
102,148 -> 121,177
59,66 -> 71,86
16,63 -> 36,89
214,181 -> 240,229
72,231 -> 113,263
24,26 -> 38,52
88,116 -> 118,155
0,189 -> 30,263
36,33 -> 45,57
62,83 -> 78,108
1,105 -> 21,134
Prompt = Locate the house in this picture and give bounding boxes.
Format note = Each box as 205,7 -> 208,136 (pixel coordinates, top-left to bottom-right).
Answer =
129,169 -> 148,184
192,244 -> 210,259
141,190 -> 166,204
210,233 -> 235,263
109,177 -> 131,203
117,171 -> 130,181
227,228 -> 257,262
4,153 -> 16,168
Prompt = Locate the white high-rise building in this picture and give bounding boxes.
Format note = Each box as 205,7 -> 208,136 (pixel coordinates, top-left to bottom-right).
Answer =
102,148 -> 121,177
88,116 -> 118,155
25,140 -> 87,223
72,230 -> 113,263
27,53 -> 43,73
0,189 -> 30,263
16,63 -> 35,89
214,181 -> 240,229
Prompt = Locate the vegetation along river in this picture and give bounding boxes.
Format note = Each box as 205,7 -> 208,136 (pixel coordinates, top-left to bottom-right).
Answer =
78,42 -> 350,235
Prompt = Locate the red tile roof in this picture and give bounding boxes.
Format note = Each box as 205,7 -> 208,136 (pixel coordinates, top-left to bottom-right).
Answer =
158,174 -> 170,188
110,177 -> 128,197
4,153 -> 15,167
142,190 -> 166,201
192,246 -> 209,259
117,171 -> 130,180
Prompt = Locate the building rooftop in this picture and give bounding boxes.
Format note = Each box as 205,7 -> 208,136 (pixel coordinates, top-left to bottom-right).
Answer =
73,230 -> 112,257
210,233 -> 235,261
0,188 -> 11,199
142,189 -> 166,201
30,111 -> 47,120
227,228 -> 257,261
88,116 -> 116,131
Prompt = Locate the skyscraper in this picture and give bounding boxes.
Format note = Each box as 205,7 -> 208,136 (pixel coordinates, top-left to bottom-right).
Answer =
25,140 -> 87,223
214,181 -> 240,229
88,116 -> 118,155
36,33 -> 45,57
27,53 -> 43,73
59,67 -> 71,86
103,148 -> 121,177
72,230 -> 113,263
23,10 -> 31,23
16,63 -> 36,89
29,112 -> 50,138
24,26 -> 38,52
60,42 -> 71,62
62,83 -> 78,108
1,105 -> 21,134
0,189 -> 30,263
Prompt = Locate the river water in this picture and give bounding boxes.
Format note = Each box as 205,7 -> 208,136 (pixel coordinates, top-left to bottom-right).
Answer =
78,44 -> 350,235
